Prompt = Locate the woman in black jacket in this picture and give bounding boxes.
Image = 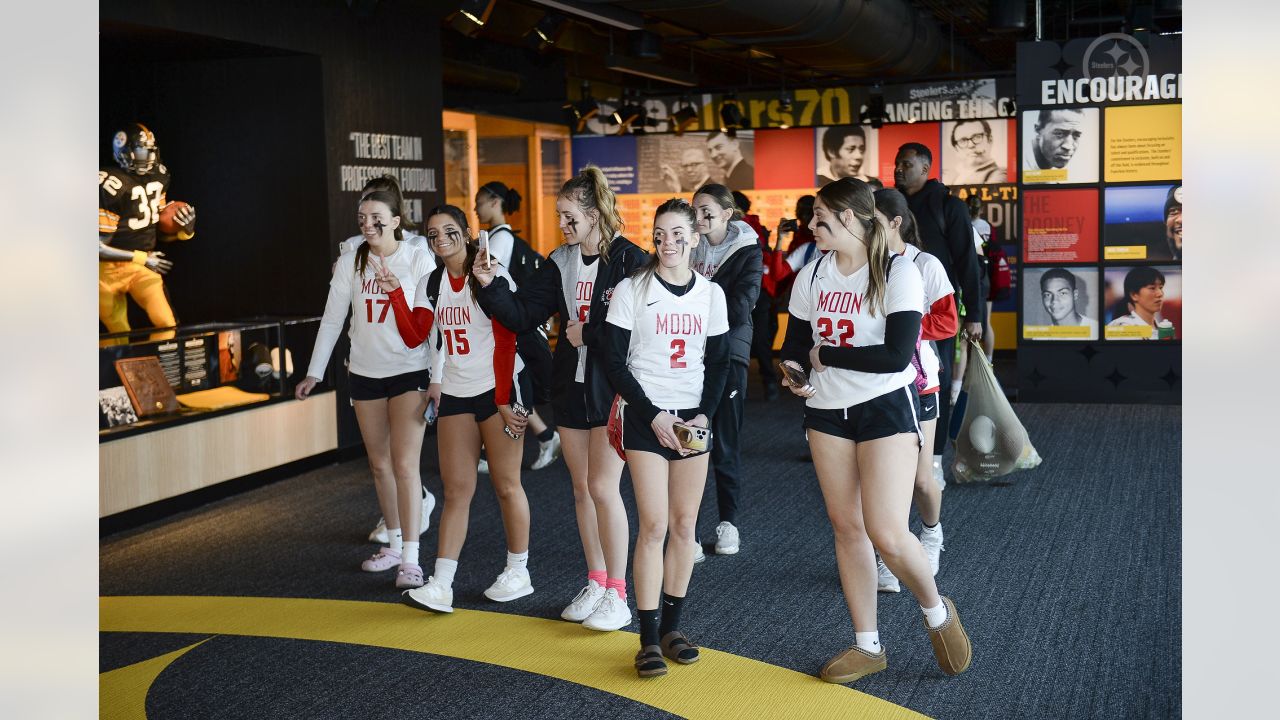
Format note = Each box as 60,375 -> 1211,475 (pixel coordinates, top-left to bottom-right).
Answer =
689,184 -> 763,559
473,166 -> 648,632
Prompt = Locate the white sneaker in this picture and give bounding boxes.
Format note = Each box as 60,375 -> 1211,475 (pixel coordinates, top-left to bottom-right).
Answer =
561,579 -> 605,622
421,490 -> 437,533
582,588 -> 631,631
876,557 -> 900,593
369,489 -> 437,544
693,543 -> 705,564
919,527 -> 944,577
530,431 -> 562,470
714,521 -> 740,555
477,458 -> 490,475
484,566 -> 534,602
403,576 -> 453,613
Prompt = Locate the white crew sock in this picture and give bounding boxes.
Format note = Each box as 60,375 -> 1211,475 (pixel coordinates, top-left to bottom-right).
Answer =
507,550 -> 529,571
388,528 -> 403,554
921,600 -> 948,629
932,455 -> 943,470
854,631 -> 882,654
434,558 -> 458,587
402,541 -> 420,566
950,379 -> 963,400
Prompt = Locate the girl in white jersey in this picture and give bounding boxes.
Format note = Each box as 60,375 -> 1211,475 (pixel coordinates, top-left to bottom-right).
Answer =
604,198 -> 730,678
871,188 -> 959,592
297,190 -> 435,590
472,167 -> 648,633
780,178 -> 972,684
339,174 -> 437,551
384,205 -> 533,614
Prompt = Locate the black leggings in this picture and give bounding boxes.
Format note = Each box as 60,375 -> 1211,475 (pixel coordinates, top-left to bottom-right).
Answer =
750,292 -> 779,386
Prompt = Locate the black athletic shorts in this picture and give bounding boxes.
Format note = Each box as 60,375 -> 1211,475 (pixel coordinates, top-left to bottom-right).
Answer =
803,384 -> 922,444
439,388 -> 501,422
439,373 -> 529,423
622,405 -> 710,461
349,369 -> 430,401
919,391 -> 939,422
552,381 -> 598,430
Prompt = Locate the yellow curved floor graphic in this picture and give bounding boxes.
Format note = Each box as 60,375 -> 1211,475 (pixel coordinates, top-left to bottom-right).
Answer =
101,638 -> 210,720
100,596 -> 929,720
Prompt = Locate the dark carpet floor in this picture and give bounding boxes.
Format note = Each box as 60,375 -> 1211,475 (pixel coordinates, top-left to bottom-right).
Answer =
101,366 -> 1181,719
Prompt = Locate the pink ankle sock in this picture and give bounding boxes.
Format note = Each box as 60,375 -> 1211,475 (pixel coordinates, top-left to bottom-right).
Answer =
587,570 -> 607,587
606,577 -> 627,601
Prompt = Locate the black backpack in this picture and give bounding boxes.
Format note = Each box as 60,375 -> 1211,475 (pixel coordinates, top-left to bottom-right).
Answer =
490,226 -> 544,290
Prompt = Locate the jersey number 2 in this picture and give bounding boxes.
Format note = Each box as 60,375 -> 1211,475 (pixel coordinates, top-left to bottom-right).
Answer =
127,182 -> 165,230
670,339 -> 686,368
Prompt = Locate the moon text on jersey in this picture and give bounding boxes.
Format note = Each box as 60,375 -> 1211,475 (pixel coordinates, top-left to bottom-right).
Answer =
817,291 -> 864,315
655,313 -> 703,336
439,306 -> 472,326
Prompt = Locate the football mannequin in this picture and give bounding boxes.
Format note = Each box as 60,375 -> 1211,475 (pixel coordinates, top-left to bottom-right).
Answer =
98,123 -> 197,334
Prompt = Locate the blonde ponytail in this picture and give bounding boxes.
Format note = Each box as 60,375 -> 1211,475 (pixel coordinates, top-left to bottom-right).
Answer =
561,165 -> 626,261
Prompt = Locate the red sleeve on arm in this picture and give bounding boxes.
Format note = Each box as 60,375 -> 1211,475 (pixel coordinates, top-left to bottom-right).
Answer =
491,318 -> 517,406
766,248 -> 794,284
921,293 -> 959,341
388,287 -> 435,348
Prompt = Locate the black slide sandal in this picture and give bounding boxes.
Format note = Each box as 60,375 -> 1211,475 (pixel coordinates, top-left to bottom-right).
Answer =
660,631 -> 700,664
635,645 -> 668,678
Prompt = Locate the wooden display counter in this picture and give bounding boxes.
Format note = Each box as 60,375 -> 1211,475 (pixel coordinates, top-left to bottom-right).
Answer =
100,393 -> 337,517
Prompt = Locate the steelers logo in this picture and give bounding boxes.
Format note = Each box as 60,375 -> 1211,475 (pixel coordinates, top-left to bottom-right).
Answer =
1082,33 -> 1151,80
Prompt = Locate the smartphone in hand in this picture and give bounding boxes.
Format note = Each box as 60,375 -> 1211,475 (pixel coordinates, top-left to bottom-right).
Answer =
478,229 -> 491,269
424,399 -> 437,425
779,362 -> 809,389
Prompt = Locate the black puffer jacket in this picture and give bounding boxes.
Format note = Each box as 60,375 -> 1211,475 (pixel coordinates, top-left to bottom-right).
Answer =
476,236 -> 649,424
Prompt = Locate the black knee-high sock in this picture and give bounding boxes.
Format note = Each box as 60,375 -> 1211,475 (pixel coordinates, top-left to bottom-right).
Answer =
638,609 -> 661,647
659,593 -> 685,637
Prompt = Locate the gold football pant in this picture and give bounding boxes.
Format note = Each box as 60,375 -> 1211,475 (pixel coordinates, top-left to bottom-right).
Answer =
99,261 -> 177,337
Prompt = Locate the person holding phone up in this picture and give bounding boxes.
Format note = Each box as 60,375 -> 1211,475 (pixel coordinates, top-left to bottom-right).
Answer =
380,204 -> 534,614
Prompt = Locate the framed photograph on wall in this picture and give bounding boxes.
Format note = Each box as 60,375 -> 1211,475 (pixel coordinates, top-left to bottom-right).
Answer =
1022,266 -> 1100,341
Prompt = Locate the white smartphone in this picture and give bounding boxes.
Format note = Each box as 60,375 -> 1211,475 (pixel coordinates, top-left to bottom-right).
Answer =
478,229 -> 491,268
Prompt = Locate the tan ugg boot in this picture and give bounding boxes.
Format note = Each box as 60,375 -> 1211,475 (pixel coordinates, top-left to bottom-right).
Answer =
925,596 -> 972,675
819,645 -> 888,684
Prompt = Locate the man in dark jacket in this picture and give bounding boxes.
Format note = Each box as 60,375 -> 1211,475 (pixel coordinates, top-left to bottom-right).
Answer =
895,143 -> 985,474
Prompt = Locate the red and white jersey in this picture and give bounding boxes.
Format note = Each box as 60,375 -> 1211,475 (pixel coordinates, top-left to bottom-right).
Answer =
903,245 -> 955,392
424,266 -> 521,398
788,252 -> 924,409
606,273 -> 728,410
570,254 -> 600,383
308,244 -> 435,379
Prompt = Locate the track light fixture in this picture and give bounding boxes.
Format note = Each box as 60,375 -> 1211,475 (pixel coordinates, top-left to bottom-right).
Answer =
614,90 -> 646,135
563,81 -> 600,133
777,90 -> 794,129
530,12 -> 567,45
863,88 -> 887,130
670,96 -> 700,136
458,0 -> 495,26
719,94 -> 746,133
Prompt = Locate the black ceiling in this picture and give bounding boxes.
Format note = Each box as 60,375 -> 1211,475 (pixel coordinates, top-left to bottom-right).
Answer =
440,0 -> 1182,96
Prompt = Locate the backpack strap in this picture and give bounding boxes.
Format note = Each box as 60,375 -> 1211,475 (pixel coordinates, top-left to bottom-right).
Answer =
426,265 -> 444,308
